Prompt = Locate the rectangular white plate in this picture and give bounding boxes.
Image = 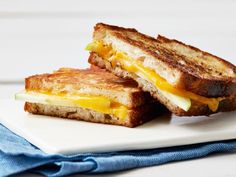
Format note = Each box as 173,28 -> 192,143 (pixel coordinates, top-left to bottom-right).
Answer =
1,99 -> 236,155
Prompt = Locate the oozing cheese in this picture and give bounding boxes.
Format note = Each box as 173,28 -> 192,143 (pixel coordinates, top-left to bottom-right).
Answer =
86,41 -> 224,112
15,91 -> 128,120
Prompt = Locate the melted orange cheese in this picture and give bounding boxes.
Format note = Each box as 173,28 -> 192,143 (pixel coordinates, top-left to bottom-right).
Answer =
18,91 -> 128,120
86,41 -> 224,112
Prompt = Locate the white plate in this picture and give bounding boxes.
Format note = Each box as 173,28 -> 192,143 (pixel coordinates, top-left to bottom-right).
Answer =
1,99 -> 236,155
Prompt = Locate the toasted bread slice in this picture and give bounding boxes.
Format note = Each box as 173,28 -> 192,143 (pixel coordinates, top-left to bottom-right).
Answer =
89,53 -> 236,116
157,35 -> 236,96
91,23 -> 236,97
24,102 -> 163,128
25,67 -> 152,108
18,68 -> 164,127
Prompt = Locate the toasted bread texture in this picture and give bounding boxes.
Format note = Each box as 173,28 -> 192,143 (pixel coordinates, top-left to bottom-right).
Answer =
24,101 -> 164,128
157,35 -> 236,96
89,53 -> 236,116
25,68 -> 153,108
92,23 -> 236,97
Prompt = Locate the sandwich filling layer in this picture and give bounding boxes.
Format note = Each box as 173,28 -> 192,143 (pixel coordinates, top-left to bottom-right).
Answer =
15,91 -> 128,120
86,41 -> 224,112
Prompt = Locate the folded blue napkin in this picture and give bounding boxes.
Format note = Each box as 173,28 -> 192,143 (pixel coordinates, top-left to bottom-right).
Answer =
1,124 -> 236,177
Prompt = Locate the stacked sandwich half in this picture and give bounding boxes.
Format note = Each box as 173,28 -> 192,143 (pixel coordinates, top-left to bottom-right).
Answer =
16,23 -> 236,127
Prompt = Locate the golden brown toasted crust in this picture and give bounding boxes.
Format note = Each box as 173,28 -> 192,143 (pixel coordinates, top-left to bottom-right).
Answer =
157,35 -> 236,70
25,68 -> 153,108
89,53 -> 236,116
26,67 -> 138,92
157,35 -> 236,97
93,23 -> 236,97
24,101 -> 165,128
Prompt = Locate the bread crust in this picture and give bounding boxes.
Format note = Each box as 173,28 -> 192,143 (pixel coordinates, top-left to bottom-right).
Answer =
24,101 -> 164,128
89,53 -> 236,116
25,68 -> 153,108
157,35 -> 236,97
93,23 -> 236,97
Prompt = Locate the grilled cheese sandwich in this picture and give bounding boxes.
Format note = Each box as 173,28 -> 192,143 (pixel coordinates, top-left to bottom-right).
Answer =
88,23 -> 236,116
16,68 -> 163,127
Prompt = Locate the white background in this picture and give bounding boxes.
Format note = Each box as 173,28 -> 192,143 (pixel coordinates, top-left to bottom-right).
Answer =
0,0 -> 236,176
0,0 -> 235,81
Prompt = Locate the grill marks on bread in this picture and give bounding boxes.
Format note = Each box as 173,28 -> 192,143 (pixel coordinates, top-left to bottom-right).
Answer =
93,23 -> 236,97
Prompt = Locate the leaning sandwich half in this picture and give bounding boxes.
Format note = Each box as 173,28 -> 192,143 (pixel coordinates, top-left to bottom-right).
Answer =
15,68 -> 163,127
87,23 -> 236,116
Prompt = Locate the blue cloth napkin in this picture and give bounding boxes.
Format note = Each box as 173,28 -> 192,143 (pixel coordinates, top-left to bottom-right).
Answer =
1,124 -> 236,177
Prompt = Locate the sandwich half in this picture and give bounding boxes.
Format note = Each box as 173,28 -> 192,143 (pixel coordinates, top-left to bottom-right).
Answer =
87,23 -> 236,116
15,68 -> 163,127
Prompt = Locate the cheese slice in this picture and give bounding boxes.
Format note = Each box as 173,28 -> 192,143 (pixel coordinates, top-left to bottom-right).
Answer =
15,91 -> 128,120
86,41 -> 224,112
